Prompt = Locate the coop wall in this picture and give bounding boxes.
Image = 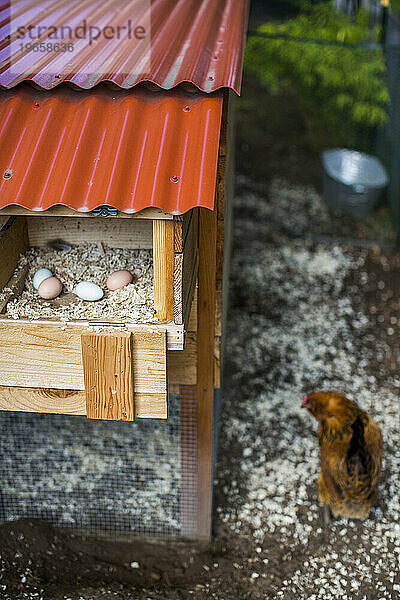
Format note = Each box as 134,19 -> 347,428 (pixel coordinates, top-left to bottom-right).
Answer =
0,384 -> 198,539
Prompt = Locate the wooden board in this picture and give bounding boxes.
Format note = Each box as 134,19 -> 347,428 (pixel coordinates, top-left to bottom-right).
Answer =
27,217 -> 152,249
81,330 -> 135,421
182,211 -> 198,326
0,206 -> 173,220
0,324 -> 167,395
153,220 -> 174,321
173,211 -> 194,253
195,91 -> 234,538
167,333 -> 197,385
173,253 -> 184,324
174,216 -> 184,253
0,316 -> 184,350
0,387 -> 167,419
0,216 -> 29,290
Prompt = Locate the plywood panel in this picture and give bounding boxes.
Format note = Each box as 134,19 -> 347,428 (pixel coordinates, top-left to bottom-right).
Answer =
27,217 -> 152,249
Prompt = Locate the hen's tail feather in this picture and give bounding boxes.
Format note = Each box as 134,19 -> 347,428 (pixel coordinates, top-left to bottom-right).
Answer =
347,416 -> 368,471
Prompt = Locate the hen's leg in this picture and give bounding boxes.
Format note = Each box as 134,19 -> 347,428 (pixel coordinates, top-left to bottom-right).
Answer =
321,504 -> 332,525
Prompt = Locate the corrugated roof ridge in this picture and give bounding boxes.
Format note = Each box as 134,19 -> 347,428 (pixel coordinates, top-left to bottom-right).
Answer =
0,84 -> 224,214
0,0 -> 249,94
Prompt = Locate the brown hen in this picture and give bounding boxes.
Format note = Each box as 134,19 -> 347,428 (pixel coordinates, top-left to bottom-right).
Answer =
302,391 -> 383,520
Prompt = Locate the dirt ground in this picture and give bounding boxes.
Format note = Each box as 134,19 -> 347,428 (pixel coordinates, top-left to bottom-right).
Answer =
1,8 -> 400,597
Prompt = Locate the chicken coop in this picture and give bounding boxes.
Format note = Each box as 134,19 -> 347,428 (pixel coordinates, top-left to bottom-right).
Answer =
0,0 -> 249,540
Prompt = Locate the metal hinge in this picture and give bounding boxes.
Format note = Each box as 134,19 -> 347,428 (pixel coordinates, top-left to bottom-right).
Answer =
88,321 -> 126,328
91,206 -> 119,217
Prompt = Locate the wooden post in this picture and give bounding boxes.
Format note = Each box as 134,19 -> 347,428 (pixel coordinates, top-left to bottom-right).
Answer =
153,220 -> 174,321
197,208 -> 217,540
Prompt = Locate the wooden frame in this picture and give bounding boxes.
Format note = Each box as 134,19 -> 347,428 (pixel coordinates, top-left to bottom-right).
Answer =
195,90 -> 235,539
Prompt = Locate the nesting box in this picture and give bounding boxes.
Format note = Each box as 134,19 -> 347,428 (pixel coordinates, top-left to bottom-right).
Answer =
0,0 -> 248,540
0,208 -> 199,420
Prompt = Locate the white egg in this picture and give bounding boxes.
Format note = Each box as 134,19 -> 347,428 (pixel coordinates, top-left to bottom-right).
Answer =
33,268 -> 53,290
75,281 -> 104,302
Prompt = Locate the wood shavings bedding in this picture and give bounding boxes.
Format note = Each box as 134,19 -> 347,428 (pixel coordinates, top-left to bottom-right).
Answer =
3,243 -> 157,323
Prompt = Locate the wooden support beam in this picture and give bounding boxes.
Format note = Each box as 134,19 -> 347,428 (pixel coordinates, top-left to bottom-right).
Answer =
81,330 -> 135,421
197,208 -> 217,540
195,91 -> 234,537
153,220 -> 174,321
0,206 -> 173,220
0,216 -> 11,230
215,90 -> 235,387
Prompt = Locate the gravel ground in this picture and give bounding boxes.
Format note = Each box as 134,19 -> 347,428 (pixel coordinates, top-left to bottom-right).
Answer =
215,176 -> 400,598
0,177 -> 399,599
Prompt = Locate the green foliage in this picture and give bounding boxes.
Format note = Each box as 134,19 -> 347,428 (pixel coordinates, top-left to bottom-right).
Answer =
245,2 -> 389,150
391,0 -> 400,18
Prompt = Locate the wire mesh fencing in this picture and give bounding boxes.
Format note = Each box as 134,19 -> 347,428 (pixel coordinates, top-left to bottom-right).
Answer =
244,5 -> 400,239
0,385 -> 198,539
377,12 -> 400,239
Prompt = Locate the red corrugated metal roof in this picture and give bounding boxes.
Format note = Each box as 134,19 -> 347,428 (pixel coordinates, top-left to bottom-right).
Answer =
0,85 -> 223,213
0,0 -> 249,93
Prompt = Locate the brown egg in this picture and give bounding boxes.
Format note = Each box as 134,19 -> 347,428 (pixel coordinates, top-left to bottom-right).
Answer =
106,269 -> 133,291
38,276 -> 63,299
